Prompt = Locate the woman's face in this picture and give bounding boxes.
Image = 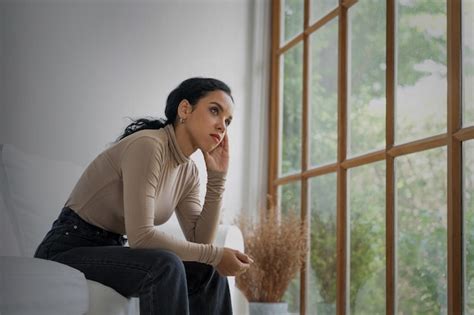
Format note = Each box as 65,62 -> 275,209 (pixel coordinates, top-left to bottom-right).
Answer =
181,90 -> 234,152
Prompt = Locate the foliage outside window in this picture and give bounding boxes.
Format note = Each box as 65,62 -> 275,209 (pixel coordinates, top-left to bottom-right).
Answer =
269,0 -> 474,314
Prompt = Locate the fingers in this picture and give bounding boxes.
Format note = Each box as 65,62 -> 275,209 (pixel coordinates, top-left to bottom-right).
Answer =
221,133 -> 229,150
235,251 -> 254,264
233,251 -> 252,276
217,263 -> 247,277
235,260 -> 250,275
228,251 -> 250,276
235,264 -> 250,276
217,248 -> 253,276
207,136 -> 225,155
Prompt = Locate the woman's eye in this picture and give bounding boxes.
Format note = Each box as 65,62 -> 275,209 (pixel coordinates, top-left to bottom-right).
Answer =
225,119 -> 231,126
210,107 -> 219,115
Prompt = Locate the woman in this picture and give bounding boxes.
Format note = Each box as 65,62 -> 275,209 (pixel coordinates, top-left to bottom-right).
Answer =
34,77 -> 252,315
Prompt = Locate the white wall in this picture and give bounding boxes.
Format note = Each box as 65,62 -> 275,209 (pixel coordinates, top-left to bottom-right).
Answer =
1,0 -> 272,224
0,5 -> 5,144
242,0 -> 270,217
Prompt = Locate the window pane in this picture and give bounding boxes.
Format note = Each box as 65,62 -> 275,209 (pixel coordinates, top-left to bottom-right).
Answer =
395,0 -> 447,144
278,181 -> 302,216
282,0 -> 304,44
464,140 -> 474,313
463,0 -> 474,127
348,0 -> 386,157
348,161 -> 386,314
278,181 -> 302,313
280,43 -> 303,176
311,0 -> 338,23
395,147 -> 447,314
308,173 -> 337,314
310,18 -> 338,167
284,275 -> 301,315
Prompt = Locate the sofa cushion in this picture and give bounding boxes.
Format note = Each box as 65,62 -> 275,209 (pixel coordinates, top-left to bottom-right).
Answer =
0,184 -> 22,257
86,280 -> 139,315
1,144 -> 84,257
0,144 -> 22,256
0,256 -> 89,315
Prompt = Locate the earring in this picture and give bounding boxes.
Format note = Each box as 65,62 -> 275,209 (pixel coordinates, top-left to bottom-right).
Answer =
179,117 -> 185,124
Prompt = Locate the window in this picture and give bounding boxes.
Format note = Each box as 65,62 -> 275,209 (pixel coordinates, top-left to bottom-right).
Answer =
268,0 -> 473,314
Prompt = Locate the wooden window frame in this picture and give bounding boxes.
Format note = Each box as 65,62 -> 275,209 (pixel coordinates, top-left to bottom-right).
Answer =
267,0 -> 471,314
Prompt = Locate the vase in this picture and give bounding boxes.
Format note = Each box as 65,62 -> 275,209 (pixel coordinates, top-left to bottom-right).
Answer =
248,302 -> 289,315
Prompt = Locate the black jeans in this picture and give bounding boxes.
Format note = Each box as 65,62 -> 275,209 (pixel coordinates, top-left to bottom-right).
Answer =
34,207 -> 232,315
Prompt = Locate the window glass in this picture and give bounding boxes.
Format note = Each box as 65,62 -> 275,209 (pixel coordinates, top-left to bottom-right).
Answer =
279,181 -> 302,313
396,147 -> 447,313
311,0 -> 338,23
348,0 -> 386,157
282,0 -> 305,44
395,0 -> 447,144
464,140 -> 474,313
348,161 -> 386,314
280,43 -> 303,176
308,173 -> 337,314
310,18 -> 338,167
462,0 -> 474,126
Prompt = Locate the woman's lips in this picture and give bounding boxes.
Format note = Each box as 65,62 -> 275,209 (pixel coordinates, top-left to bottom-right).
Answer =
210,134 -> 221,143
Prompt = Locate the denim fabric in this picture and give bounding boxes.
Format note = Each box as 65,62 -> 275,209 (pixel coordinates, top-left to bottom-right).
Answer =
34,207 -> 232,315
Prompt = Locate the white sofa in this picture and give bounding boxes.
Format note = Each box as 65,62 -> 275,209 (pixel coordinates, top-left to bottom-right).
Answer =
0,143 -> 246,315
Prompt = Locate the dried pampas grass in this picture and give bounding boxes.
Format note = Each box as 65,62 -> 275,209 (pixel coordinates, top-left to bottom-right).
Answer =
235,200 -> 307,302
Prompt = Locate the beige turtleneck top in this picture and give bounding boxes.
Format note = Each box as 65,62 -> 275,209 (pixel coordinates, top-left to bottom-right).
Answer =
64,124 -> 225,266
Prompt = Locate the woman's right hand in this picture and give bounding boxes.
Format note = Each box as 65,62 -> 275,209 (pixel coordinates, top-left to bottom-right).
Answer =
215,248 -> 253,276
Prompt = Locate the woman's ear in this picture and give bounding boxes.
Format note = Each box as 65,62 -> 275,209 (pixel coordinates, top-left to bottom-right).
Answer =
177,99 -> 192,119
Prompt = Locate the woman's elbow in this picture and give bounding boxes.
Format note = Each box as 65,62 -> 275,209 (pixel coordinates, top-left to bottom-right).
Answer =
127,237 -> 144,249
126,231 -> 153,249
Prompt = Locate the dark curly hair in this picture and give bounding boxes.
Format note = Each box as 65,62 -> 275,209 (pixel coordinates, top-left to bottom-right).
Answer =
115,77 -> 233,142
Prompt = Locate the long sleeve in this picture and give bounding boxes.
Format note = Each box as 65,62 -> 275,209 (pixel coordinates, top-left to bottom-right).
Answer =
121,137 -> 223,266
175,167 -> 226,245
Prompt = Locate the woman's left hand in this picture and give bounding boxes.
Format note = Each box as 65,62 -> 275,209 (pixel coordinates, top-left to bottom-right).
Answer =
202,133 -> 229,173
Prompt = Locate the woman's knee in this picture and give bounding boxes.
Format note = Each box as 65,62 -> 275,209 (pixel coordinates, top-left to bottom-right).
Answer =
147,249 -> 186,279
184,262 -> 228,290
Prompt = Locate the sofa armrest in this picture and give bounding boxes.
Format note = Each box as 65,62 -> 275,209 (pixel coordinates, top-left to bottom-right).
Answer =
214,224 -> 244,251
0,256 -> 89,315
